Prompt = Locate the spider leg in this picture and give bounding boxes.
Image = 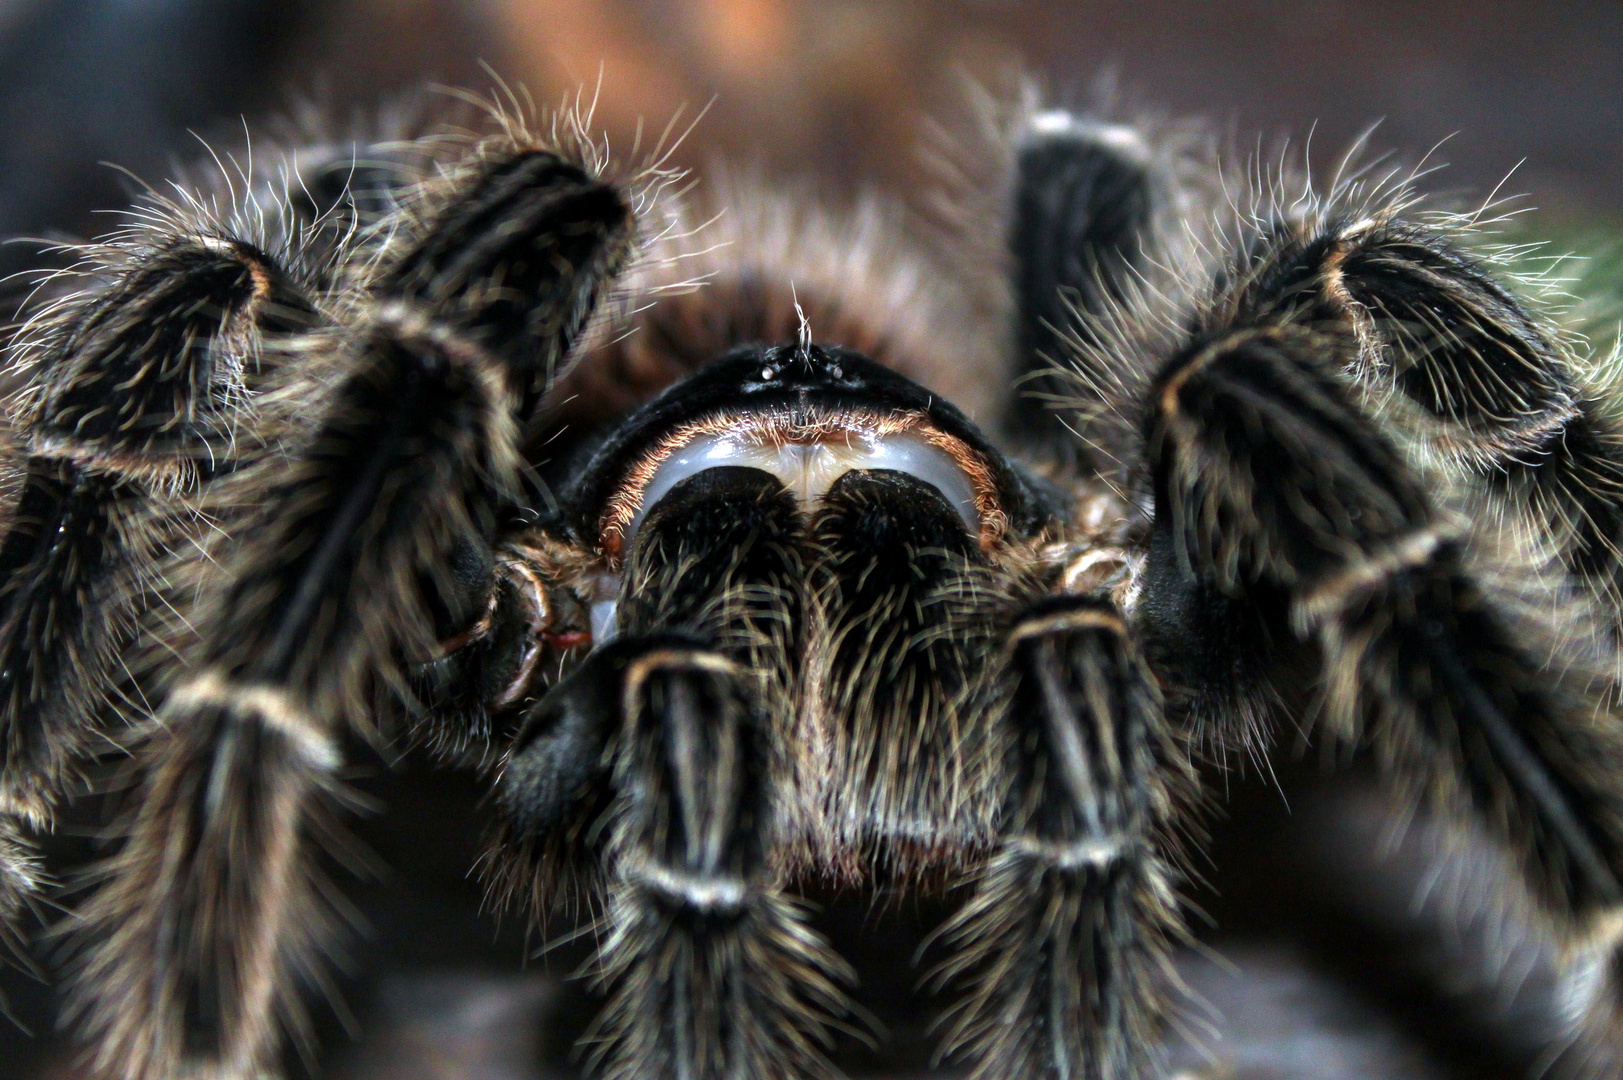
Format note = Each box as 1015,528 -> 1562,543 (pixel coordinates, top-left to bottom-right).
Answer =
1006,109 -> 1166,465
1145,322 -> 1623,930
500,467 -> 850,1080
933,593 -> 1187,1080
69,134 -> 635,1079
589,637 -> 848,1080
1229,214 -> 1623,653
0,233 -> 316,947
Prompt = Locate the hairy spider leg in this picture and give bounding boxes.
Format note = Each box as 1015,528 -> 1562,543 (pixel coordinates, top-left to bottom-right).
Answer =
0,234 -> 316,954
930,594 -> 1190,1080
584,468 -> 849,1080
1230,213 -> 1623,668
68,139 -> 634,1080
1007,109 -> 1163,470
1146,321 -> 1623,942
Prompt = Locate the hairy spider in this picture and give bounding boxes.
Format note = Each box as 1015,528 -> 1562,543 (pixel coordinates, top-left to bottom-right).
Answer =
0,80 -> 1622,1080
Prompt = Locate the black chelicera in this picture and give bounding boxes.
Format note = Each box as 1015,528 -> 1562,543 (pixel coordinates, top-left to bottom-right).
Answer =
0,88 -> 1620,1080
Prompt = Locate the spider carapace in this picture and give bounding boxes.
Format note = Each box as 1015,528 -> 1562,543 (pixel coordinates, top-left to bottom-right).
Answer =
0,85 -> 1622,1080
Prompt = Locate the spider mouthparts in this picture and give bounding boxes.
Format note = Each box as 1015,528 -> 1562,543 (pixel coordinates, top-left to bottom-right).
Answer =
542,630 -> 591,650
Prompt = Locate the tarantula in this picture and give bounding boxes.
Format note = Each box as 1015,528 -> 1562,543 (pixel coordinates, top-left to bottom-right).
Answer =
0,79 -> 1622,1080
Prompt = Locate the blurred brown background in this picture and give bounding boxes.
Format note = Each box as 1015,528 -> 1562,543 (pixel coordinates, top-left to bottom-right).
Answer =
0,0 -> 1619,277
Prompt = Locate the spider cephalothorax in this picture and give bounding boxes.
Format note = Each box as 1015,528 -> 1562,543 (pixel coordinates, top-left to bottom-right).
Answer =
0,83 -> 1621,1080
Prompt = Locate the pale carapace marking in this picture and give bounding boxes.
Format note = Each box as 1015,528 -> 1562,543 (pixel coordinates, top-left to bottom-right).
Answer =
596,406 -> 1010,563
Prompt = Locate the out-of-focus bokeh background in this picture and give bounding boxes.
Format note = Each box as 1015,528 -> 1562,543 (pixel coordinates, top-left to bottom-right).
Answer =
0,0 -> 1620,276
2,3 -> 1622,1079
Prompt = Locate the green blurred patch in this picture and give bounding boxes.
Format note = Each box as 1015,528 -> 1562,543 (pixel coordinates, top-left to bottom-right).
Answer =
1518,213 -> 1623,315
1509,213 -> 1623,394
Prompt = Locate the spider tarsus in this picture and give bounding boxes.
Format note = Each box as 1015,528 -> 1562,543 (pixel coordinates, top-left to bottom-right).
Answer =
1009,112 -> 1159,458
1241,215 -> 1572,437
31,235 -> 315,473
389,143 -> 637,409
1495,395 -> 1623,666
1150,323 -> 1431,592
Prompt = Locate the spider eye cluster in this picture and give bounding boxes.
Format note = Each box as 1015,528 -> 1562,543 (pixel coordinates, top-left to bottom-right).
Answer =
575,343 -> 1024,564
